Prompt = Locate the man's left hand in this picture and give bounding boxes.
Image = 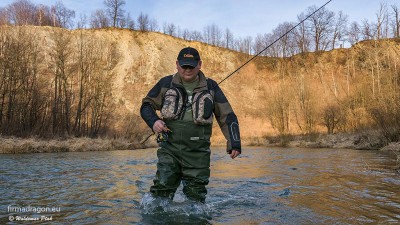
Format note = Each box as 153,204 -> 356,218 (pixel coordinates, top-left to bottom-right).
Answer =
230,150 -> 240,159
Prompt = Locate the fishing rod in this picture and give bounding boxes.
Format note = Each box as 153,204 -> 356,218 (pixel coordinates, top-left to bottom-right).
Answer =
140,0 -> 334,144
217,0 -> 333,85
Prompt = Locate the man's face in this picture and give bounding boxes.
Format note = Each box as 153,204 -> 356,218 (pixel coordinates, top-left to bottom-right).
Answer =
176,61 -> 202,82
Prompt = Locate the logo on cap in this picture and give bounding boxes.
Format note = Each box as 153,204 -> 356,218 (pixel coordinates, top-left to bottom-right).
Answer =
177,47 -> 200,67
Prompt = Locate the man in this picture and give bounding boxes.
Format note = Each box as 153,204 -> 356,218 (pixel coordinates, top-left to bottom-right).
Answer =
140,47 -> 241,203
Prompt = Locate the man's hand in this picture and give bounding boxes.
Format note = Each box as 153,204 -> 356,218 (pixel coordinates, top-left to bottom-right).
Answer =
230,150 -> 240,159
153,120 -> 170,133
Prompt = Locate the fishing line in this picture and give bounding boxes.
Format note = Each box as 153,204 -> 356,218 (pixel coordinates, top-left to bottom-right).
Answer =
183,0 -> 333,112
141,0 -> 334,143
217,0 -> 333,86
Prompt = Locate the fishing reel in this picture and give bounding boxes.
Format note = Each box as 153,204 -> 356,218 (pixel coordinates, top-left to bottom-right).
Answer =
156,132 -> 169,143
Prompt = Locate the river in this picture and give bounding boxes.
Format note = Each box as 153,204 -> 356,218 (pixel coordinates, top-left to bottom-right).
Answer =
0,147 -> 399,224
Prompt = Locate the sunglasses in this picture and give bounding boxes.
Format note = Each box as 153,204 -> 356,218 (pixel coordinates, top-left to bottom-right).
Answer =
181,65 -> 195,70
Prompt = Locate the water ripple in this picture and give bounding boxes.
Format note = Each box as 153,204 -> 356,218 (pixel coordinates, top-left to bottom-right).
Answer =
0,148 -> 399,224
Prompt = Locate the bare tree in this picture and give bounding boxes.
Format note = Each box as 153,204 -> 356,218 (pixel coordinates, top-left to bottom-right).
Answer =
267,82 -> 292,135
391,4 -> 400,38
0,7 -> 9,25
88,41 -> 119,137
189,30 -> 203,42
49,29 -> 74,136
180,28 -> 190,40
361,19 -> 375,40
126,13 -> 135,29
73,31 -> 93,135
90,9 -> 109,28
119,12 -> 134,29
2,1 -> 54,26
36,4 -> 53,26
262,33 -> 281,57
77,13 -> 87,29
332,11 -> 348,49
291,74 -> 318,134
306,5 -> 335,51
375,2 -> 389,39
1,27 -> 50,136
293,12 -> 311,54
234,36 -> 253,55
137,12 -> 149,31
223,28 -> 234,49
7,0 -> 37,25
163,22 -> 176,36
104,0 -> 125,28
148,18 -> 159,32
203,24 -> 222,46
322,105 -> 342,134
348,21 -> 361,45
51,1 -> 75,28
272,22 -> 295,57
253,33 -> 268,56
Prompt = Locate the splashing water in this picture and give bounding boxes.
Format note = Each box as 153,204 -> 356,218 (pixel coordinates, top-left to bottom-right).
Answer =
140,192 -> 212,220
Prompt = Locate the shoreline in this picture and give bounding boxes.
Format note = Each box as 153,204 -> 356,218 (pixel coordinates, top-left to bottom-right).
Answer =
0,136 -> 148,154
1,132 -> 399,154
1,133 -> 399,172
265,133 -> 400,151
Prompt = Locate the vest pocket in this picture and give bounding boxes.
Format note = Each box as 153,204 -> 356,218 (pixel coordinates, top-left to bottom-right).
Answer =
161,88 -> 183,120
192,91 -> 214,125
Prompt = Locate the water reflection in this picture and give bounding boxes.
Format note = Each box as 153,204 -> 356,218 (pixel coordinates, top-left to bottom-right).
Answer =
0,147 -> 399,224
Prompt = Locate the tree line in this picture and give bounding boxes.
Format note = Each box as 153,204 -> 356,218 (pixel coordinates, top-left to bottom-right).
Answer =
263,39 -> 400,144
1,0 -> 399,55
0,0 -> 399,143
0,27 -> 119,137
1,26 -> 398,142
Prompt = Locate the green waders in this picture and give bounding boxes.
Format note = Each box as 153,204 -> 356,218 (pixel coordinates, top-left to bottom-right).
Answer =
150,120 -> 212,203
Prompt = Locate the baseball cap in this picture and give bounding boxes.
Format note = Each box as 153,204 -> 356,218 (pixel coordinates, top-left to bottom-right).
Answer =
177,47 -> 201,68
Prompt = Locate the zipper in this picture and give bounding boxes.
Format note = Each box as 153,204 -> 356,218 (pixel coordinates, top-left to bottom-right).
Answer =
178,87 -> 187,120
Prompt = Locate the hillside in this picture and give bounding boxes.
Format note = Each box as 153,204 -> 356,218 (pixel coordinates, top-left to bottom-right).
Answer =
1,26 -> 399,147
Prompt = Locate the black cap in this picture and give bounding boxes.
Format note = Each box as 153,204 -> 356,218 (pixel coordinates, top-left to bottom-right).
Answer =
177,47 -> 200,67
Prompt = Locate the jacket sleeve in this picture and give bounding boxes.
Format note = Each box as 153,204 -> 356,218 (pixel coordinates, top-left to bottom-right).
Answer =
140,80 -> 164,130
212,81 -> 241,154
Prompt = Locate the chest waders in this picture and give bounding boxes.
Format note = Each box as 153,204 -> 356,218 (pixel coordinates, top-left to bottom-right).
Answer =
150,120 -> 212,203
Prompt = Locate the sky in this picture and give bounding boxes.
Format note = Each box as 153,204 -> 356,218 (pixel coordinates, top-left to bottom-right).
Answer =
1,0 -> 399,38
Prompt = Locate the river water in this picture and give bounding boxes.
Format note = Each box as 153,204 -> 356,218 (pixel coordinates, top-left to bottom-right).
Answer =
0,147 -> 399,224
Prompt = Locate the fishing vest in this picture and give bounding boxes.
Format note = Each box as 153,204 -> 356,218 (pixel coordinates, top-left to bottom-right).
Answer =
161,82 -> 214,125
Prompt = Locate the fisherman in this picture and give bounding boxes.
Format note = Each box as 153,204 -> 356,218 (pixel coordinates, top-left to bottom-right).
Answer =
140,47 -> 241,203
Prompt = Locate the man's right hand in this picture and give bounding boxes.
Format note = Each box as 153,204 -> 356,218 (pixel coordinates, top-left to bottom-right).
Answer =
153,120 -> 170,133
230,150 -> 240,159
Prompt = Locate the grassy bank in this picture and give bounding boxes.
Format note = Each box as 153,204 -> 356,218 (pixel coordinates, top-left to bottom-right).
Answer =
1,133 -> 398,173
0,136 -> 150,154
263,132 -> 399,151
2,132 -> 400,154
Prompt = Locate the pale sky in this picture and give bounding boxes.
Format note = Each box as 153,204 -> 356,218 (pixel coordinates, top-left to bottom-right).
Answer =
1,0 -> 399,38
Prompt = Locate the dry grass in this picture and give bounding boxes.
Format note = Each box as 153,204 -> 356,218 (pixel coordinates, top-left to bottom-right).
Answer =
0,136 -> 145,154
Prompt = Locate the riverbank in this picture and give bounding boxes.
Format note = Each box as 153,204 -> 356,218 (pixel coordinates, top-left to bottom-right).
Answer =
1,132 -> 399,154
262,132 -> 399,152
0,136 -> 148,154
